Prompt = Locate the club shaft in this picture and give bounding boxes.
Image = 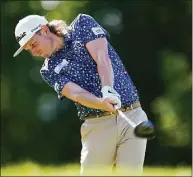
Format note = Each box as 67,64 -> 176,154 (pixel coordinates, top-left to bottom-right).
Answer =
117,110 -> 136,128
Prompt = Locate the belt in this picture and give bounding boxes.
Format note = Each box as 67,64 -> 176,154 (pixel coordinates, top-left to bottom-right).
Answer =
84,101 -> 141,120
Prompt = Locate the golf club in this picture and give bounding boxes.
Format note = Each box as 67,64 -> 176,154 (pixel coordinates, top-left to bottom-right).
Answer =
114,105 -> 156,140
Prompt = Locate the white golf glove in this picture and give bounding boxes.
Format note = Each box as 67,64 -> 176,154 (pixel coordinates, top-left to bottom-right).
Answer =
101,86 -> 122,109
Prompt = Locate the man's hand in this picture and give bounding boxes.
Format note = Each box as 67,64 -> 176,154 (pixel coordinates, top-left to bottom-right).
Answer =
101,86 -> 122,109
100,98 -> 117,113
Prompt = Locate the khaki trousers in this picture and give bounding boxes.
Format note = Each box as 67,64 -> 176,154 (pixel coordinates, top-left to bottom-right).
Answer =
80,107 -> 148,175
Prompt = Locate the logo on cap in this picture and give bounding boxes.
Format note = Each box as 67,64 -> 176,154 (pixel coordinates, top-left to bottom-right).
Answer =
31,24 -> 41,33
16,32 -> 26,42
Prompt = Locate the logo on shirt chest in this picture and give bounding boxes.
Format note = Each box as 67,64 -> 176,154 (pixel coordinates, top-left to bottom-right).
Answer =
54,59 -> 69,74
73,41 -> 83,50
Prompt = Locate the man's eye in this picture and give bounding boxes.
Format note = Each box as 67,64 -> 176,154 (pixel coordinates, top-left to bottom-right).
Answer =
32,43 -> 36,48
31,42 -> 37,48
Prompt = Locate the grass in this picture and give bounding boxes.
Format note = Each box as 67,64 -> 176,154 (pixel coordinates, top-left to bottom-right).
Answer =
1,161 -> 192,176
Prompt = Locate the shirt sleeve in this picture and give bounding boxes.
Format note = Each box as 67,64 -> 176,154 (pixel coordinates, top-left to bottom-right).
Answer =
77,14 -> 110,44
40,69 -> 70,99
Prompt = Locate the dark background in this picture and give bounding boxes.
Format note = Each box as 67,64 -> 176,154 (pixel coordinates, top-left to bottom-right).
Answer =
1,0 -> 192,167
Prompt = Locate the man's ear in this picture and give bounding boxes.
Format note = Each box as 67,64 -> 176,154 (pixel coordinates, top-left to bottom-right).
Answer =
40,25 -> 50,35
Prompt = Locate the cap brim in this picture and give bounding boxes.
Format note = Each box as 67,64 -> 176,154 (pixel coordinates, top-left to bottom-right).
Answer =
13,46 -> 24,57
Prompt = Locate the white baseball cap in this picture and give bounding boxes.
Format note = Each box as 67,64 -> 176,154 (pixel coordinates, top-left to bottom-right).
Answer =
13,15 -> 48,57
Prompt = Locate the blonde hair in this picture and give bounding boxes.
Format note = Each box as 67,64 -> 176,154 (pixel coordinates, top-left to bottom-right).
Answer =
46,19 -> 69,37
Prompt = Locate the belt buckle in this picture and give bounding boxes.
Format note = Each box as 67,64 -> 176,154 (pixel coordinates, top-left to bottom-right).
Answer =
126,104 -> 133,111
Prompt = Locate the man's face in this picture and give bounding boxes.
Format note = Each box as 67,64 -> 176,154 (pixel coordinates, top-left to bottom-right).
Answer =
24,28 -> 53,58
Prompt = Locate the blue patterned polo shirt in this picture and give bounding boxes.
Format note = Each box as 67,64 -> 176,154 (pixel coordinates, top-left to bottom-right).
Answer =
40,14 -> 139,119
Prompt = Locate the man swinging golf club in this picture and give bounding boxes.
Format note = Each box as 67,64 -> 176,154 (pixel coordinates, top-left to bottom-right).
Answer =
13,13 -> 155,175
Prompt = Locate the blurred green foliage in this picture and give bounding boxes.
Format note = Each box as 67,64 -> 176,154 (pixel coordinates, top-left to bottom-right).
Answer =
1,1 -> 192,166
152,51 -> 192,147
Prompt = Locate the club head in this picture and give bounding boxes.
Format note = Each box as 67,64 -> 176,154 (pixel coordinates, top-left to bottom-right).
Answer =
134,120 -> 156,140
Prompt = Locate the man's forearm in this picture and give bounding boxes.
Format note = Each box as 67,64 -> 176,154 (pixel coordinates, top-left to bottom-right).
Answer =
64,89 -> 103,110
97,50 -> 114,87
76,91 -> 103,110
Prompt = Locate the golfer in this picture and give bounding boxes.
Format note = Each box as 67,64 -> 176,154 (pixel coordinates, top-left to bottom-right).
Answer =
13,14 -> 148,175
